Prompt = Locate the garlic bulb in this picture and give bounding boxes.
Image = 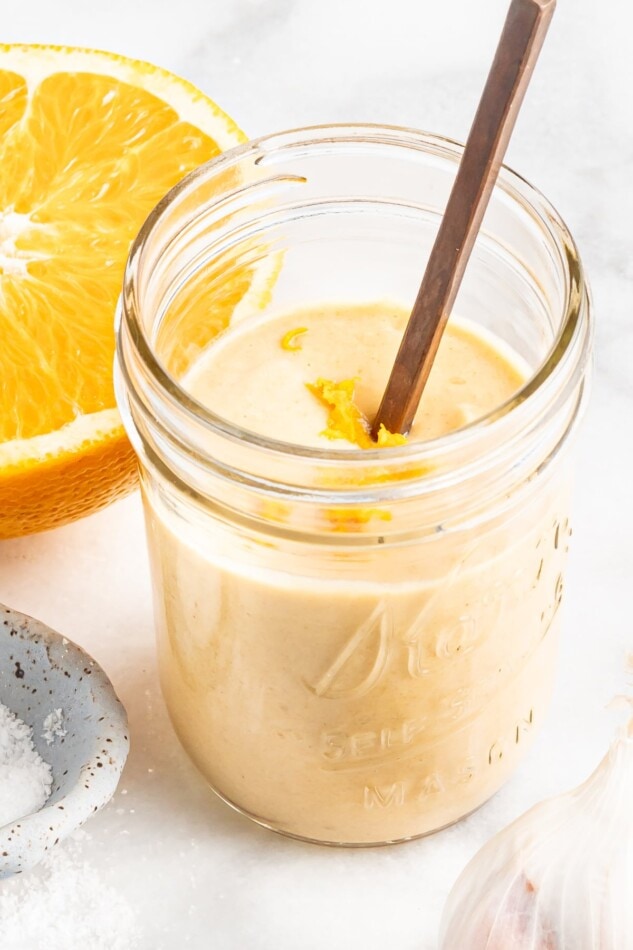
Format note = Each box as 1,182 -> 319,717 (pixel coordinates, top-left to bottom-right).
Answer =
439,717 -> 633,949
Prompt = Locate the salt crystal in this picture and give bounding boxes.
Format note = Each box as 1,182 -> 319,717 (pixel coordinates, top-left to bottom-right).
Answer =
0,835 -> 140,949
0,702 -> 52,828
41,708 -> 67,746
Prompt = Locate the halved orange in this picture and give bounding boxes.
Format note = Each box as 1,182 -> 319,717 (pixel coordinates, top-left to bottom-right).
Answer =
0,44 -> 246,538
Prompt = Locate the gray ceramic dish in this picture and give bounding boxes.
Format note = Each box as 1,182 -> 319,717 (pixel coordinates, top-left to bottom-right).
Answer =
0,604 -> 129,878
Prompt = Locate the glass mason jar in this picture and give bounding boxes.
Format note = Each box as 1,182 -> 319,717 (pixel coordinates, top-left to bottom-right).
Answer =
115,125 -> 591,846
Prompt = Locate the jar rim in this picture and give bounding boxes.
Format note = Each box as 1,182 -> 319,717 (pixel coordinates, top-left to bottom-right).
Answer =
119,122 -> 591,466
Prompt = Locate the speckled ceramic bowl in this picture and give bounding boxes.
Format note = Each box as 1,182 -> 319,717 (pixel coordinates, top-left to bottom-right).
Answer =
0,605 -> 129,878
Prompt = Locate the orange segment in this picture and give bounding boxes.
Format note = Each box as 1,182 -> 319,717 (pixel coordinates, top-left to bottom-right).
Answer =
0,44 -> 247,538
0,70 -> 27,138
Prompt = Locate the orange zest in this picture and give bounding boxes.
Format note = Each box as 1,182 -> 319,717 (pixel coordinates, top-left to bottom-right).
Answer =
324,508 -> 392,532
280,327 -> 308,351
306,377 -> 408,449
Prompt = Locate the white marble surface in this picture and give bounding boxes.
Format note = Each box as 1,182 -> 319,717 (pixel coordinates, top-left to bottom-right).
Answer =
1,1 -> 632,947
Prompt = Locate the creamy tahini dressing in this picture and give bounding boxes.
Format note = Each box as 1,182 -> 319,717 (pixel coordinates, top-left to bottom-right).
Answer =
181,302 -> 526,446
148,303 -> 567,844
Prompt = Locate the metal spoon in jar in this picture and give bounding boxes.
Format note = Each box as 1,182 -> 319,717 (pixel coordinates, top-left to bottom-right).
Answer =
372,0 -> 556,438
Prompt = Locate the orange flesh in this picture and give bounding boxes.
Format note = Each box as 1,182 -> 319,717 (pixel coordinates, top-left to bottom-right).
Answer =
0,68 -> 223,443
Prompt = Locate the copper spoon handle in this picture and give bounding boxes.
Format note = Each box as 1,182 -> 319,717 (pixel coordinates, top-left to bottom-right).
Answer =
372,0 -> 556,437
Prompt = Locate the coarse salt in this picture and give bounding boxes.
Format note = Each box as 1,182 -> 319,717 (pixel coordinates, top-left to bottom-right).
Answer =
42,708 -> 67,746
0,833 -> 140,949
0,702 -> 52,828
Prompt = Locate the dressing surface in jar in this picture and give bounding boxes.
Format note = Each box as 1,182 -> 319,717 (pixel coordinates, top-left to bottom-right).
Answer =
116,125 -> 591,845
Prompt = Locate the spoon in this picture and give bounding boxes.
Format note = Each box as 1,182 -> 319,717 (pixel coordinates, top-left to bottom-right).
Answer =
372,0 -> 556,438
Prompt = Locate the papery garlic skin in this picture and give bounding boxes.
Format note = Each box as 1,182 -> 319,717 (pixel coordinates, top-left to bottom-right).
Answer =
439,729 -> 633,949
